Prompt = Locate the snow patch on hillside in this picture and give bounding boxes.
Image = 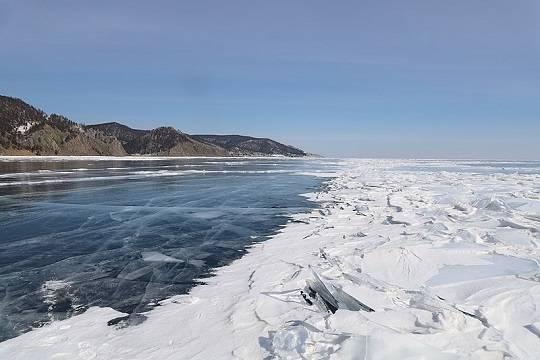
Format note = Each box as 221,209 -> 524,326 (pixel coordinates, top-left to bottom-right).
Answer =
16,122 -> 35,134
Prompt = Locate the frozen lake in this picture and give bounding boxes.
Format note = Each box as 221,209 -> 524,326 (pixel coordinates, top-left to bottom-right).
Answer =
0,157 -> 338,341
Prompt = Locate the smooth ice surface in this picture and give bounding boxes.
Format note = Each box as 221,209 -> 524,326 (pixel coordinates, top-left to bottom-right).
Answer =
0,157 -> 337,342
1,159 -> 539,359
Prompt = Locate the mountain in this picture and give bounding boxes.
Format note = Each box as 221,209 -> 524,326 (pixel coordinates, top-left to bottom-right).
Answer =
88,123 -> 227,156
0,96 -> 126,156
192,135 -> 306,157
0,95 -> 307,157
85,122 -> 147,143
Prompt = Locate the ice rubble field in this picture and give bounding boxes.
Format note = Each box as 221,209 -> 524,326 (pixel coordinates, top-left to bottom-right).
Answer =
1,159 -> 539,359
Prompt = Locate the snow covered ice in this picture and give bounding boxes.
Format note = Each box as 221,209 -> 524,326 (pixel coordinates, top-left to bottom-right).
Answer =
1,159 -> 539,359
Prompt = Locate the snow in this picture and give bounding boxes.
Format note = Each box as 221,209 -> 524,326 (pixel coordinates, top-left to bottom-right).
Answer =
15,122 -> 34,134
1,159 -> 539,359
141,251 -> 183,263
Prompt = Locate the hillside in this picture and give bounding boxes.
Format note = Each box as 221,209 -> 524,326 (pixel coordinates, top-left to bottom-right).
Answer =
192,135 -> 306,157
88,123 -> 227,156
0,96 -> 126,156
0,96 -> 307,157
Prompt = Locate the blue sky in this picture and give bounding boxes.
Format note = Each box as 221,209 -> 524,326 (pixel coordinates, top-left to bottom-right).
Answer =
1,0 -> 539,158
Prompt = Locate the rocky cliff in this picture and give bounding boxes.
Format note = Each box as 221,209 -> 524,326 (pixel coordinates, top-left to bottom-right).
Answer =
0,97 -> 126,155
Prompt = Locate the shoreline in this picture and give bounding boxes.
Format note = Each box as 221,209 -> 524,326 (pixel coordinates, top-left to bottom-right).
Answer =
1,159 -> 539,359
0,155 -> 315,161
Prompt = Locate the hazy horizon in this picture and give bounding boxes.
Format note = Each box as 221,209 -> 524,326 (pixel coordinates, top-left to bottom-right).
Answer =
1,1 -> 539,159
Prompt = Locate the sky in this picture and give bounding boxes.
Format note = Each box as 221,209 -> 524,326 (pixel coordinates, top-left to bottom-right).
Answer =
1,0 -> 539,159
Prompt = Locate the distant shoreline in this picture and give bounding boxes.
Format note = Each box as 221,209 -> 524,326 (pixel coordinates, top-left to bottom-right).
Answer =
0,155 -> 313,161
1,96 -> 308,158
